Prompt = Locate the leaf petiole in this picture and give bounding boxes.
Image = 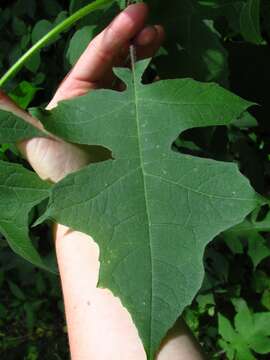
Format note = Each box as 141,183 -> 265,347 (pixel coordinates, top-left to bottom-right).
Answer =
0,0 -> 114,88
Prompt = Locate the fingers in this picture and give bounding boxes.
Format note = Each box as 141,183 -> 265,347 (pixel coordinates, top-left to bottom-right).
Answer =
99,24 -> 164,90
111,25 -> 165,91
113,25 -> 165,64
48,3 -> 149,108
136,25 -> 165,60
134,25 -> 160,47
49,4 -> 165,109
74,3 -> 148,82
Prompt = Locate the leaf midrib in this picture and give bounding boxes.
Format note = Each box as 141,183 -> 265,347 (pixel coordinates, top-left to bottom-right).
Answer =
131,63 -> 153,355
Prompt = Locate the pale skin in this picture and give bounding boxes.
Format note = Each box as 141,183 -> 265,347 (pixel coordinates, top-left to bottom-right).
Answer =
0,4 -> 205,359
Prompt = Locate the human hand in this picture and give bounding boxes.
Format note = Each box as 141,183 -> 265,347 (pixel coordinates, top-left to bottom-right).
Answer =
0,3 -> 164,183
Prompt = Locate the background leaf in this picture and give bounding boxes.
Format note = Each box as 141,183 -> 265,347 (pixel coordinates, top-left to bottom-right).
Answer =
240,0 -> 264,45
0,161 -> 53,271
223,212 -> 270,268
219,299 -> 270,358
148,0 -> 229,85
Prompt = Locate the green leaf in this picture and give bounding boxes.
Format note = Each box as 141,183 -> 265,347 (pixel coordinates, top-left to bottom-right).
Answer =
237,347 -> 257,360
233,298 -> 253,337
219,299 -> 270,359
0,161 -> 53,271
66,2 -> 119,64
0,109 -> 45,143
12,17 -> 28,37
218,338 -> 236,360
9,81 -> 40,109
66,26 -> 95,66
219,299 -> 270,360
261,289 -> 270,310
218,313 -> 236,343
223,211 -> 270,267
25,51 -> 41,73
31,20 -> 54,45
197,0 -> 245,34
21,33 -> 31,50
252,312 -> 270,337
8,281 -> 26,300
35,60 -> 261,359
252,270 -> 270,293
232,111 -> 258,129
196,293 -> 215,314
248,234 -> 270,268
240,0 -> 264,45
250,334 -> 270,355
53,11 -> 68,26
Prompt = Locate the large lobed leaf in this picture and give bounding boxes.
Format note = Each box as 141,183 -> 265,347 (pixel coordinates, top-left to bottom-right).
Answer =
26,59 -> 261,359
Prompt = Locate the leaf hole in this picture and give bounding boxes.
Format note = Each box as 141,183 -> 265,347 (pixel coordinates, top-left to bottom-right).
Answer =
80,144 -> 113,163
172,126 -> 229,162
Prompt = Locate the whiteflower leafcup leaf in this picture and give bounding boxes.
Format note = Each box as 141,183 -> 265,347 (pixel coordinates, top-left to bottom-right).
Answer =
28,59 -> 262,359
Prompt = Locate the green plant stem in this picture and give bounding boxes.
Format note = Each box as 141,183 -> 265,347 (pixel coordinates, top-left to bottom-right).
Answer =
0,0 -> 114,88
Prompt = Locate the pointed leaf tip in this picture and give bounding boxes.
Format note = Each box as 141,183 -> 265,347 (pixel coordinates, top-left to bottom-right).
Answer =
113,57 -> 152,86
134,58 -> 152,83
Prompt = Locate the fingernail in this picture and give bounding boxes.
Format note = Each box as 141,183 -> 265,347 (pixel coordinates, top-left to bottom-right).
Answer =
134,26 -> 157,46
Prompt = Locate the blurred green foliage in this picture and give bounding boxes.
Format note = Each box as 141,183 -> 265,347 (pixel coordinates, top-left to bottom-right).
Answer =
0,233 -> 68,359
0,0 -> 270,358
